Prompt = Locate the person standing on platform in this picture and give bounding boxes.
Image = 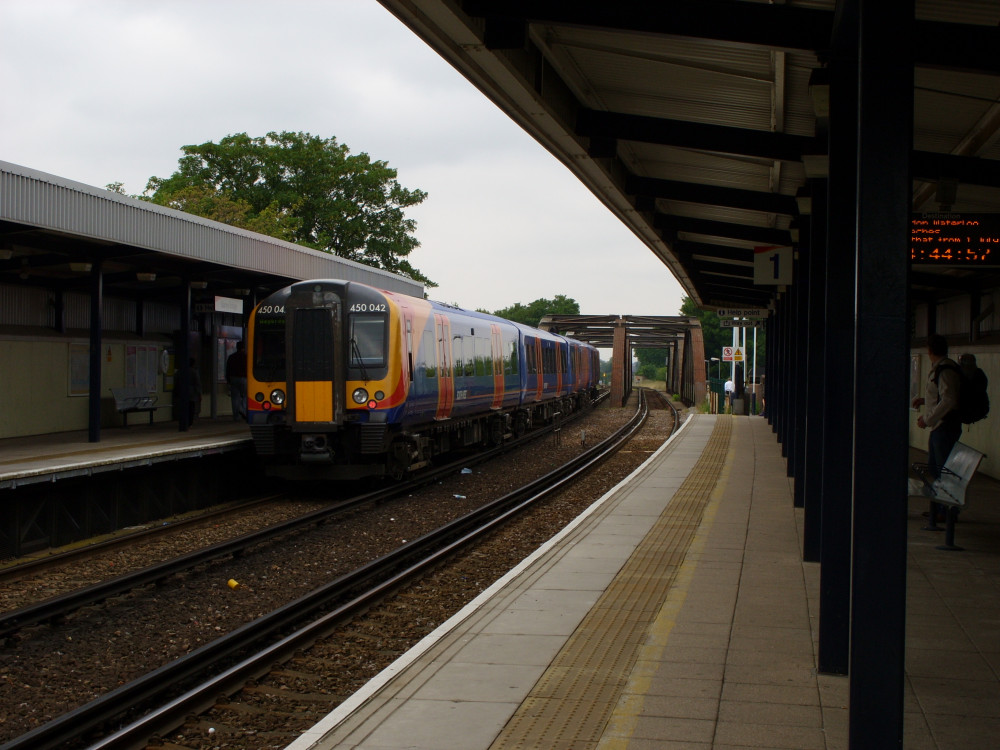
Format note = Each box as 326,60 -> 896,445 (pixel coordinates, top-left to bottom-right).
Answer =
724,378 -> 735,410
226,340 -> 248,421
912,334 -> 962,479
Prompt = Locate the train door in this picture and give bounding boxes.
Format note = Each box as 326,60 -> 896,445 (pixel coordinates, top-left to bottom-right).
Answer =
490,324 -> 504,409
288,304 -> 340,426
434,314 -> 454,419
555,341 -> 564,396
534,337 -> 544,402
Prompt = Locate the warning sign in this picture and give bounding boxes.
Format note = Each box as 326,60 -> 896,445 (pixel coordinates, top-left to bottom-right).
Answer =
722,346 -> 745,362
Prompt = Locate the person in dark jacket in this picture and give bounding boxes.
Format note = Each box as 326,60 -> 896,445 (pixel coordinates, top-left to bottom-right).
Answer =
226,340 -> 248,421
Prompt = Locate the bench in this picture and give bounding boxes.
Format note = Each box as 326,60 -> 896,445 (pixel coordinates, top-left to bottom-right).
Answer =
110,386 -> 159,427
907,441 -> 985,551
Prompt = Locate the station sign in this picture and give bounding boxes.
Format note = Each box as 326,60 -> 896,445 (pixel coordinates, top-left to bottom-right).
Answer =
910,213 -> 1000,266
754,245 -> 793,285
720,319 -> 762,328
716,308 -> 768,319
194,296 -> 245,314
721,346 -> 746,362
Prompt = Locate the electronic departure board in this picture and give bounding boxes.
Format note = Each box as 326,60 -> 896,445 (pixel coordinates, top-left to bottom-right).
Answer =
910,214 -> 1000,266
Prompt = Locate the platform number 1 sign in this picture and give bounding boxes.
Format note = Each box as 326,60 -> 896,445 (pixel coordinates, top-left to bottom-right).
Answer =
753,245 -> 793,285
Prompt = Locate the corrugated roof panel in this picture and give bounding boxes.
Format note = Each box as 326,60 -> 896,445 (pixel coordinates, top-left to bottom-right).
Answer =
917,0 -> 1000,24
0,161 -> 424,297
631,143 -> 778,191
659,201 -> 785,228
914,68 -> 1000,154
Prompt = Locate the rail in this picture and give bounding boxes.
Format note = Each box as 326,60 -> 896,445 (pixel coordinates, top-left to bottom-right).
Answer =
0,393 -> 607,636
2,392 -> 648,750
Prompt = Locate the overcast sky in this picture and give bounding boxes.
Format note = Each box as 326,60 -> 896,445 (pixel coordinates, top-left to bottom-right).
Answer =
0,0 -> 686,317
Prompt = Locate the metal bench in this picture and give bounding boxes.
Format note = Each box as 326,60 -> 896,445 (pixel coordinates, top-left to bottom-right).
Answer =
110,386 -> 159,427
908,441 -> 985,551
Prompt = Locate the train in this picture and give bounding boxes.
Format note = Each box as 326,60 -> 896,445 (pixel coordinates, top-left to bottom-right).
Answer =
246,279 -> 601,480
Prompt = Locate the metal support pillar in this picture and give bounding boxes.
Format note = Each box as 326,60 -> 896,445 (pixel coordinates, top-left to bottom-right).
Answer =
818,28 -> 858,679
803,182 -> 828,563
178,281 -> 192,431
765,315 -> 774,426
793,240 -> 809,506
784,286 -> 797,475
87,261 -> 104,443
776,293 -> 789,449
849,1 -> 913,745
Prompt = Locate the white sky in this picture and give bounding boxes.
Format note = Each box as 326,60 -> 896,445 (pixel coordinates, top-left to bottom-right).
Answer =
0,0 -> 686,318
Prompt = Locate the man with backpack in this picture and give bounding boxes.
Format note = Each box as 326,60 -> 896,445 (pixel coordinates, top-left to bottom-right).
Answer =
911,334 -> 963,480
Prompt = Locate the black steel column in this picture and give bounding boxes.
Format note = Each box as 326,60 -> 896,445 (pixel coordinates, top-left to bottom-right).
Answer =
767,297 -> 785,438
779,292 -> 791,449
178,282 -> 192,432
766,315 -> 775,428
785,285 -> 798,475
803,189 -> 827,562
87,261 -> 103,443
818,7 -> 859,680
849,0 -> 913,746
793,241 -> 809,506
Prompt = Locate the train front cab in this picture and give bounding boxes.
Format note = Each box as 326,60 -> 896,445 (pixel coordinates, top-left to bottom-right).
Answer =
248,280 -> 403,479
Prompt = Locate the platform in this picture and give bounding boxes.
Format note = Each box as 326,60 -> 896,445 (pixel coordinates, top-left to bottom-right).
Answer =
0,420 -> 251,489
286,413 -> 999,750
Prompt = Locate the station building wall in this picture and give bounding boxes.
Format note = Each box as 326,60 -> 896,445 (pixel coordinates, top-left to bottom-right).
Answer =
0,283 -> 240,439
909,287 -> 999,479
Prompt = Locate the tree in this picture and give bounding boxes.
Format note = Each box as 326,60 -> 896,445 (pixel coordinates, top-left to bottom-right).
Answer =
492,295 -> 580,328
680,297 -> 766,377
680,297 -> 725,365
143,131 -> 433,286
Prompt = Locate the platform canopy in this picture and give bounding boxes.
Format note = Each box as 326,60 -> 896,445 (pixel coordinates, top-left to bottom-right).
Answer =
376,0 -> 1000,308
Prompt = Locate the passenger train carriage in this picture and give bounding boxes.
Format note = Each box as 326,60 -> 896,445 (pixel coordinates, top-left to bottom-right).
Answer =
247,279 -> 600,480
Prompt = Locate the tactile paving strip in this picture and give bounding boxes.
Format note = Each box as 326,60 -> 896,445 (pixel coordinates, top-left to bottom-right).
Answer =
488,417 -> 732,750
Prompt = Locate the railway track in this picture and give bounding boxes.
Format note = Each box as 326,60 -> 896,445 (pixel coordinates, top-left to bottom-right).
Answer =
2,390 -> 675,750
0,394 -> 608,639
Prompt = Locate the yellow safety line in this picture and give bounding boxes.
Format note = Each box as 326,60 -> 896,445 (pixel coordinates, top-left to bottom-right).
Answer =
489,416 -> 733,750
597,418 -> 738,749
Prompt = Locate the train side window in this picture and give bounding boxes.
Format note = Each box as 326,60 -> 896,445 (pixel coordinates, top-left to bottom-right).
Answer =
452,336 -> 463,377
525,337 -> 536,374
464,337 -> 475,377
475,337 -> 488,377
507,339 -> 518,375
423,330 -> 436,378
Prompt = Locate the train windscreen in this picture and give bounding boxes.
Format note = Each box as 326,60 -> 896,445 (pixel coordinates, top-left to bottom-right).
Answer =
253,311 -> 286,382
349,314 -> 386,368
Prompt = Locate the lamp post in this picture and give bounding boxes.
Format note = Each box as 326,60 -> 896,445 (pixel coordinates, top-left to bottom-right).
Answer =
710,357 -> 721,379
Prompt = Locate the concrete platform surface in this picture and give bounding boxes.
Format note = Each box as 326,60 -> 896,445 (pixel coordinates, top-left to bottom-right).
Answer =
0,419 -> 250,488
283,410 -> 999,750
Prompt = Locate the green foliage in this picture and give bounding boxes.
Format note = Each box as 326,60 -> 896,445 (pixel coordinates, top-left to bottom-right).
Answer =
492,295 -> 580,328
635,347 -> 669,371
143,131 -> 433,286
680,297 -> 726,361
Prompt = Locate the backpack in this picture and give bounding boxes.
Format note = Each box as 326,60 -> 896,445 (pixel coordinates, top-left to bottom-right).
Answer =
933,361 -> 990,425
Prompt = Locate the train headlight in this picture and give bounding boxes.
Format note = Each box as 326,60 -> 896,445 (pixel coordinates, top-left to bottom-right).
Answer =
374,390 -> 385,401
270,388 -> 286,406
352,388 -> 369,405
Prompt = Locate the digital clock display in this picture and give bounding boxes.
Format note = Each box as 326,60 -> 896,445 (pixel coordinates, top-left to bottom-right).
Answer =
910,214 -> 999,266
